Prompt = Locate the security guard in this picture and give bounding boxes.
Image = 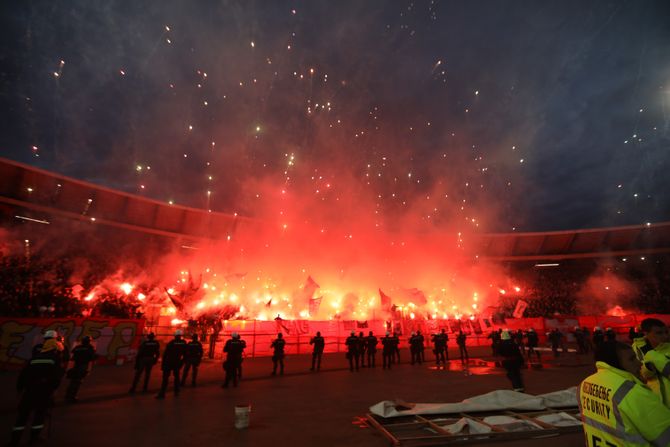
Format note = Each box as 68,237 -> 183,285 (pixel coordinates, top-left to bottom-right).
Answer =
345,331 -> 360,372
65,336 -> 97,403
366,331 -> 378,368
580,340 -> 670,446
222,332 -> 245,388
10,340 -> 63,445
271,333 -> 286,375
309,331 -> 325,371
633,318 -> 670,406
129,332 -> 160,393
181,333 -> 204,387
156,329 -> 187,399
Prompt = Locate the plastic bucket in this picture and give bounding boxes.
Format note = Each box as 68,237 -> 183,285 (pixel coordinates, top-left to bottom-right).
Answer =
234,405 -> 251,429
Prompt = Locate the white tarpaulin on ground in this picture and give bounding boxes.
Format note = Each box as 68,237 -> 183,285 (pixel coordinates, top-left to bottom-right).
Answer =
369,387 -> 578,418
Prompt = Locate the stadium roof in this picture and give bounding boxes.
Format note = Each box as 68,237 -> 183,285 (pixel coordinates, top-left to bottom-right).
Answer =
1,157 -> 669,261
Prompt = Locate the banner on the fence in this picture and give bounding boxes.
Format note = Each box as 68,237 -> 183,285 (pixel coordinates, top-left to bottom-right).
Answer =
0,318 -> 144,366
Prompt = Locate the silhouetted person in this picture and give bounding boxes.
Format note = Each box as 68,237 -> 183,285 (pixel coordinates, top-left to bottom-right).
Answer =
271,333 -> 286,375
358,331 -> 367,367
366,331 -> 378,367
65,336 -> 97,403
457,331 -> 469,363
499,330 -> 525,392
382,332 -> 394,369
391,332 -> 401,363
181,334 -> 203,387
345,331 -> 360,371
156,330 -> 187,399
416,330 -> 426,362
222,332 -> 245,388
409,332 -> 422,365
130,333 -> 160,393
432,329 -> 447,365
525,328 -> 540,362
310,331 -> 325,371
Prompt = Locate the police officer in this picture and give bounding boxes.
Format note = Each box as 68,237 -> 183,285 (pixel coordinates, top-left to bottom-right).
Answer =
236,333 -> 247,379
366,331 -> 378,368
574,326 -> 587,354
580,341 -> 670,446
488,329 -> 501,356
156,329 -> 187,399
345,331 -> 360,372
391,331 -> 401,364
548,328 -> 563,358
10,340 -> 63,445
310,331 -> 325,371
525,328 -> 540,362
409,332 -> 422,365
416,330 -> 426,363
129,332 -> 160,393
222,332 -> 245,388
605,327 -> 617,342
65,336 -> 97,403
181,333 -> 204,387
457,330 -> 469,363
271,333 -> 286,375
499,330 -> 524,391
381,332 -> 394,369
358,331 -> 367,368
592,326 -> 605,351
432,329 -> 447,365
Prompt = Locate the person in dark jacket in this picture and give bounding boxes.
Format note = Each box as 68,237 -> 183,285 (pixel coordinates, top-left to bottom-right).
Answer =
409,332 -> 422,365
345,331 -> 360,372
432,329 -> 447,365
10,341 -> 63,445
65,336 -> 97,403
181,334 -> 203,387
382,332 -> 394,369
499,330 -> 525,392
525,328 -> 540,362
592,327 -> 605,351
391,332 -> 401,364
416,330 -> 426,363
456,331 -> 469,363
310,331 -> 325,371
366,331 -> 378,367
271,333 -> 286,375
156,330 -> 187,399
222,332 -> 245,388
357,331 -> 367,367
129,332 -> 160,393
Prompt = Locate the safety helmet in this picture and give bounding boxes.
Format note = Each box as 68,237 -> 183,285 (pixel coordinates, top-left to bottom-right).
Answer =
147,332 -> 155,339
501,330 -> 511,340
232,332 -> 239,338
351,331 -> 355,335
175,329 -> 183,336
44,330 -> 57,339
386,331 -> 390,336
81,336 -> 91,344
594,326 -> 601,331
528,328 -> 534,332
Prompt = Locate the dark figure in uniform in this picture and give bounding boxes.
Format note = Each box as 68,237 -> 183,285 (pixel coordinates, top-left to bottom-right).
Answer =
416,330 -> 426,362
391,332 -> 401,364
432,329 -> 447,365
310,331 -> 325,371
236,334 -> 247,379
605,327 -> 617,342
409,332 -> 422,365
525,328 -> 540,362
156,330 -> 187,399
366,331 -> 378,367
10,341 -> 63,445
130,333 -> 160,393
345,331 -> 360,372
488,329 -> 502,356
582,327 -> 592,353
548,328 -> 563,358
271,333 -> 286,375
358,331 -> 367,367
381,332 -> 394,369
574,327 -> 587,354
514,329 -> 525,355
222,332 -> 245,388
65,336 -> 97,403
181,334 -> 204,387
32,330 -> 68,368
499,330 -> 525,391
592,327 -> 605,351
457,331 -> 469,363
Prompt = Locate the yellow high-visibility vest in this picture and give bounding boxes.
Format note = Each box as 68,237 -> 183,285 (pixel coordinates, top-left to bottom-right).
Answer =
580,361 -> 670,446
643,343 -> 670,407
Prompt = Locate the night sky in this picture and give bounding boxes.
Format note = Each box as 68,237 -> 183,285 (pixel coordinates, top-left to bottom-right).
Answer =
1,0 -> 669,233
